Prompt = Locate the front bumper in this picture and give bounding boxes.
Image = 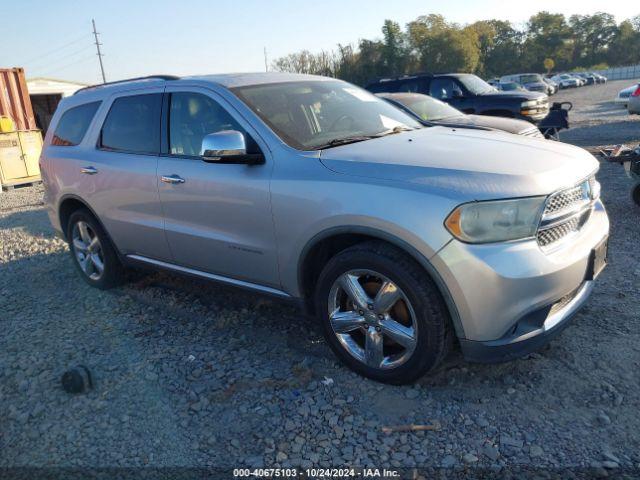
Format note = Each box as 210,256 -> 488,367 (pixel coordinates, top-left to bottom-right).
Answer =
431,200 -> 609,358
459,280 -> 593,362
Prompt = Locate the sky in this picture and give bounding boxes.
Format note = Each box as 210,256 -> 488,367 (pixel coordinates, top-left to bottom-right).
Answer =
2,0 -> 636,85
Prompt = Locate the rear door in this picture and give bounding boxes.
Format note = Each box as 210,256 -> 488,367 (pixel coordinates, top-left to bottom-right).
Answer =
156,86 -> 279,287
76,89 -> 171,260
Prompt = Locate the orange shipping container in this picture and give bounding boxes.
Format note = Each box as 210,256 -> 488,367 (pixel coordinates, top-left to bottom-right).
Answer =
0,68 -> 37,131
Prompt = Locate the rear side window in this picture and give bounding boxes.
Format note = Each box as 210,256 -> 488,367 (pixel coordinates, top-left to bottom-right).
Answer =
51,102 -> 101,146
100,93 -> 162,154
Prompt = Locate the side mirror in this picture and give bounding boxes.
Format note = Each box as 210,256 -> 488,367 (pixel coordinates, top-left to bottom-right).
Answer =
200,130 -> 264,165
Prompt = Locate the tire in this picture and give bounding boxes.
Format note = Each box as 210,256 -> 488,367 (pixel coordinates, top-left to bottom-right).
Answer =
632,184 -> 640,207
314,241 -> 452,384
66,209 -> 125,289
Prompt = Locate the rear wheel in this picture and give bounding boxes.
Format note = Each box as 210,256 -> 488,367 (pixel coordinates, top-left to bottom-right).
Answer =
67,209 -> 125,289
315,242 -> 452,384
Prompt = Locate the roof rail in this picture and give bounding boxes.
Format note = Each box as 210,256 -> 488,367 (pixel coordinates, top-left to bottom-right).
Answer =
74,75 -> 180,95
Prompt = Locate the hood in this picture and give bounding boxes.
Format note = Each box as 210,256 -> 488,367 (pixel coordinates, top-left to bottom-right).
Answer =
477,90 -> 546,102
319,127 -> 598,200
439,114 -> 534,135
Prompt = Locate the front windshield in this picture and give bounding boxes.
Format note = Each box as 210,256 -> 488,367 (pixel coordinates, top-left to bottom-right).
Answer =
396,95 -> 462,121
457,75 -> 496,95
500,82 -> 521,91
232,81 -> 421,150
520,74 -> 542,83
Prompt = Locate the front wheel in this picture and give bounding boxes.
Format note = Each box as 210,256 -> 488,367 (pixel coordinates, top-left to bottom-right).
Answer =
632,184 -> 640,207
315,242 -> 452,384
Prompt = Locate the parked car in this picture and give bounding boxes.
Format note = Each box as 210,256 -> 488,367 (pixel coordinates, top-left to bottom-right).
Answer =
569,74 -> 586,86
377,92 -> 544,138
42,73 -> 609,384
551,74 -> 580,89
575,73 -> 597,85
590,72 -> 607,84
628,85 -> 640,114
542,77 -> 559,94
617,84 -> 638,108
500,73 -> 549,94
496,82 -> 527,92
366,73 -> 549,124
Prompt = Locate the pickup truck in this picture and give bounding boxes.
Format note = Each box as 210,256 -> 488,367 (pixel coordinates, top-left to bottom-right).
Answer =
366,73 -> 549,124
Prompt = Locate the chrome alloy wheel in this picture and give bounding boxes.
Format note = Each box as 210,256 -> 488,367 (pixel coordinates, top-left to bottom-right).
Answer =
328,270 -> 418,369
71,221 -> 105,281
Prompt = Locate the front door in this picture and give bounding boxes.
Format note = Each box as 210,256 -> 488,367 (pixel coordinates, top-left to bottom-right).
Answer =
157,87 -> 279,288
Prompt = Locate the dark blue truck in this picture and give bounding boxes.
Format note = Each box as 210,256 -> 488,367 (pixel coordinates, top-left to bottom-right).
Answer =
366,73 -> 550,124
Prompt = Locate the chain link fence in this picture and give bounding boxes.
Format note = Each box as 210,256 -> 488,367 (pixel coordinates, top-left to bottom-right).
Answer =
591,64 -> 640,81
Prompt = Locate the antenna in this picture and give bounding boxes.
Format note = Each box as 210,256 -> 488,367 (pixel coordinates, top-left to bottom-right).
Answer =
264,47 -> 268,72
92,19 -> 106,83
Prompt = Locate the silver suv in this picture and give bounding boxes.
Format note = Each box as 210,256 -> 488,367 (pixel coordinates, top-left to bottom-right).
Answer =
42,73 -> 609,384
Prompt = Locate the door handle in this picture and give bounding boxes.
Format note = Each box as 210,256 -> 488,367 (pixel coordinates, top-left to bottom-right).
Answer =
80,166 -> 98,175
161,175 -> 186,184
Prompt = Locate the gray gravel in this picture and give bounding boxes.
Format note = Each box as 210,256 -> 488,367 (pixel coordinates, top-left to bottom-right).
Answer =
1,119 -> 640,474
554,78 -> 640,147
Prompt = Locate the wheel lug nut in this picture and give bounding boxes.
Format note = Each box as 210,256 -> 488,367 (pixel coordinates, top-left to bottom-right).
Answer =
358,310 -> 364,315
375,326 -> 382,333
367,304 -> 374,310
378,314 -> 384,320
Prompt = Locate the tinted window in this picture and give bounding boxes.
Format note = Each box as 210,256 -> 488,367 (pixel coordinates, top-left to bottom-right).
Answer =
397,80 -> 422,93
51,102 -> 100,146
429,78 -> 458,100
169,92 -> 244,156
100,94 -> 161,154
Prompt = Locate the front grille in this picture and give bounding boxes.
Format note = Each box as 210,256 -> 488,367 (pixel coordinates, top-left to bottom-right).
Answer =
537,177 -> 597,249
543,185 -> 586,217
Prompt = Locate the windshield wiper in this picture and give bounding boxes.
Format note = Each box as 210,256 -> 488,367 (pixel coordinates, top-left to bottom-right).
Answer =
314,126 -> 416,150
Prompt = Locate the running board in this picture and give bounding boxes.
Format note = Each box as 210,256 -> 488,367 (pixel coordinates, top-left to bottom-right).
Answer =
126,254 -> 291,298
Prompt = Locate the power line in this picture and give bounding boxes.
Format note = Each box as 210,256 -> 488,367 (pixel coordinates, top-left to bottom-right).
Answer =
35,54 -> 96,77
22,34 -> 91,66
92,19 -> 106,83
27,44 -> 94,69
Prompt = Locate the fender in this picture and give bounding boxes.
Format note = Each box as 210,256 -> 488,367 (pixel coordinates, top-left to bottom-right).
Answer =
297,225 -> 465,338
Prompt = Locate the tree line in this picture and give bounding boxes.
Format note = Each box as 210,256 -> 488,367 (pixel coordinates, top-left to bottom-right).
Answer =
272,12 -> 640,85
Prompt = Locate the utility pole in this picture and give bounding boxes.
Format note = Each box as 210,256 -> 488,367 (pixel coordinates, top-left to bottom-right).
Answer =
92,19 -> 106,83
264,47 -> 268,72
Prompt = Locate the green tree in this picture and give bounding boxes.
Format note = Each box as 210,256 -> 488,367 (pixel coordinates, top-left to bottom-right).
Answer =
569,13 -> 617,67
523,12 -> 573,71
607,19 -> 640,65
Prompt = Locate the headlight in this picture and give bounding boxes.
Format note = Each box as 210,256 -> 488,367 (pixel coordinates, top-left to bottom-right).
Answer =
521,100 -> 538,108
445,197 -> 546,243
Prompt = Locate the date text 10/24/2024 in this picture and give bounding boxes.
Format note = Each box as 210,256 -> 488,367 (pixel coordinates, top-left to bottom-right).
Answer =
233,468 -> 401,478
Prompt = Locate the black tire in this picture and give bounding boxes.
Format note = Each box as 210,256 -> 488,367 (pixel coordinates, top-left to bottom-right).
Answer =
632,184 -> 640,207
66,209 -> 125,289
314,241 -> 452,384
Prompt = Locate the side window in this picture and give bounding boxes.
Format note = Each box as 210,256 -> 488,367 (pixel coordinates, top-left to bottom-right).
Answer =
100,93 -> 162,154
429,78 -> 457,100
168,92 -> 245,157
51,102 -> 101,146
397,80 -> 421,93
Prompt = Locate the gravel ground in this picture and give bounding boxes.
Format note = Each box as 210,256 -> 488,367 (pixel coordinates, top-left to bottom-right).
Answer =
1,107 -> 639,477
554,78 -> 640,147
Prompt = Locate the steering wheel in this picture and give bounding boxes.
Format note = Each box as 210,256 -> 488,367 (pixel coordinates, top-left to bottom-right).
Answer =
328,114 -> 355,132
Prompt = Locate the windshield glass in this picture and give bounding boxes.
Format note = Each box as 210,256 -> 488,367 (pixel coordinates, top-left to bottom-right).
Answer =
500,82 -> 522,91
457,75 -> 496,95
232,81 -> 421,150
520,74 -> 542,83
394,95 -> 462,121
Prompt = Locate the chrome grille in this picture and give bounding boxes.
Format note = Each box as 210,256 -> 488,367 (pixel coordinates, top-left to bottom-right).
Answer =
537,177 -> 597,249
537,217 -> 580,246
543,185 -> 586,217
